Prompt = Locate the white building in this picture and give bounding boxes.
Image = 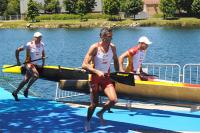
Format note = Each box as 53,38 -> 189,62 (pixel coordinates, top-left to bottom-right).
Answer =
20,0 -> 44,14
20,0 -> 103,14
93,0 -> 103,13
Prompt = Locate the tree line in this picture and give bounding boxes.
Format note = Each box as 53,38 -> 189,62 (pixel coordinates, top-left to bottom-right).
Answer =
160,0 -> 200,19
0,0 -> 20,16
26,0 -> 145,21
0,0 -> 144,21
1,0 -> 200,21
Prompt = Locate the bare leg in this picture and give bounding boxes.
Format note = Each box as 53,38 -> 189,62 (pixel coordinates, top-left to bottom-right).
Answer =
107,108 -> 113,113
12,73 -> 30,101
96,84 -> 117,125
13,75 -> 30,94
85,86 -> 99,132
87,104 -> 97,122
24,65 -> 39,97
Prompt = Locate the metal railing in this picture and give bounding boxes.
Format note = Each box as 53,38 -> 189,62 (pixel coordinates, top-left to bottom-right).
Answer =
143,63 -> 181,82
135,11 -> 149,20
54,63 -> 182,102
53,63 -> 200,113
0,15 -> 25,21
183,64 -> 200,84
55,83 -> 85,101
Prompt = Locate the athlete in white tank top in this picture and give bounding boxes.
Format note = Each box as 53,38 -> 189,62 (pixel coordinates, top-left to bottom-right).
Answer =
94,45 -> 113,73
82,27 -> 119,131
24,41 -> 45,65
12,32 -> 45,101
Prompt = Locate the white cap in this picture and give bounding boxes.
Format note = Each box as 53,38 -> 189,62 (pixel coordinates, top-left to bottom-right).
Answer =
138,36 -> 152,45
33,32 -> 42,37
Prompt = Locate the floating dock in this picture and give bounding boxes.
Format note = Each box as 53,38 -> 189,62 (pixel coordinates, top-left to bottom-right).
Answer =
0,87 -> 200,132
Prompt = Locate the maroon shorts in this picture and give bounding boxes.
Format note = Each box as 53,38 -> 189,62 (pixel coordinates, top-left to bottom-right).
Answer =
90,74 -> 114,95
25,63 -> 39,75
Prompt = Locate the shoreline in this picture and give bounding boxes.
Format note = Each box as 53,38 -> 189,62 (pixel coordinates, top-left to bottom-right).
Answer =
1,18 -> 200,28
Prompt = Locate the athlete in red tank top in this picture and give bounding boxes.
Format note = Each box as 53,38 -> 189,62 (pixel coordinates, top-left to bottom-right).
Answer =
119,36 -> 152,80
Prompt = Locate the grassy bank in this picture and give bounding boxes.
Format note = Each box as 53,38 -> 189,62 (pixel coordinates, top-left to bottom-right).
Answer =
1,17 -> 200,28
138,18 -> 200,27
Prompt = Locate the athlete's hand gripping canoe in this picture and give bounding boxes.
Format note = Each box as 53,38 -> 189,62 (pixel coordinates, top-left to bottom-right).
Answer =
95,69 -> 105,78
11,32 -> 46,101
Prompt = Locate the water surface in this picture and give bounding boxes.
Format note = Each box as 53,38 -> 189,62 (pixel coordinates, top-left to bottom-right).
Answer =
1,27 -> 200,99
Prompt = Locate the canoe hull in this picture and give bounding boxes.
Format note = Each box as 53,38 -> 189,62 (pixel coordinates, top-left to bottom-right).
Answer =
59,79 -> 200,103
116,81 -> 200,102
3,64 -> 200,103
2,65 -> 88,82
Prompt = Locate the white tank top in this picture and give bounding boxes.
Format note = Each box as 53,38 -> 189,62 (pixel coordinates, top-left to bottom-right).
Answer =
24,41 -> 44,65
133,50 -> 146,72
94,45 -> 113,73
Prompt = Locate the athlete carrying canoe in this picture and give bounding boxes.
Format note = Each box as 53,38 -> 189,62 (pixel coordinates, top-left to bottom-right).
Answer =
82,27 -> 119,131
12,32 -> 45,101
119,36 -> 152,80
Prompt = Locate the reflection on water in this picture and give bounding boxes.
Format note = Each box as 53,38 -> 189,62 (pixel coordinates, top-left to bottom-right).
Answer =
1,27 -> 200,99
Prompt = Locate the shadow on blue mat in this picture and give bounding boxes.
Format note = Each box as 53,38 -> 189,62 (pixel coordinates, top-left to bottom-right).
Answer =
0,98 -> 184,133
128,108 -> 200,118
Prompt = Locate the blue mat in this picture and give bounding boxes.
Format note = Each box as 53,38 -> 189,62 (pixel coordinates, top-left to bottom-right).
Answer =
0,87 -> 200,132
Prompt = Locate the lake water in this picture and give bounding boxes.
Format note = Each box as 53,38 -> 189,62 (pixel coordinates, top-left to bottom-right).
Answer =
1,27 -> 200,99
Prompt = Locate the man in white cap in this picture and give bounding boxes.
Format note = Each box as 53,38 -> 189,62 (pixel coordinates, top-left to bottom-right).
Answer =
12,32 -> 46,101
119,36 -> 152,80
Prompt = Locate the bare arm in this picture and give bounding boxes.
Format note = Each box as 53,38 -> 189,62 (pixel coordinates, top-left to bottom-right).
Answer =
118,51 -> 129,72
15,45 -> 24,65
111,44 -> 119,71
82,44 -> 104,77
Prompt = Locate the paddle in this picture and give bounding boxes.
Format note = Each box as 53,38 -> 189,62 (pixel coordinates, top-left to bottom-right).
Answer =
134,73 -> 158,77
110,72 -> 158,84
83,70 -> 135,86
109,72 -> 135,86
3,57 -> 48,69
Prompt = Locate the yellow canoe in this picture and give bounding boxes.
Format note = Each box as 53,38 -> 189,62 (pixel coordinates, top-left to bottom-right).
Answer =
3,64 -> 200,103
59,79 -> 200,103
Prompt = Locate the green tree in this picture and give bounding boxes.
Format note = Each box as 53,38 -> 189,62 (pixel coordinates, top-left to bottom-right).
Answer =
179,0 -> 194,15
192,0 -> 200,17
85,0 -> 96,12
27,0 -> 40,22
174,0 -> 182,13
4,0 -> 20,16
63,0 -> 77,13
103,0 -> 120,15
77,0 -> 87,20
160,0 -> 176,19
44,0 -> 61,14
0,0 -> 8,16
124,0 -> 143,19
119,0 -> 127,12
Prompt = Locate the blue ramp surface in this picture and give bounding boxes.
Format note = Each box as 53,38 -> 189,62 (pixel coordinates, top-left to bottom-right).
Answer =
0,87 -> 200,132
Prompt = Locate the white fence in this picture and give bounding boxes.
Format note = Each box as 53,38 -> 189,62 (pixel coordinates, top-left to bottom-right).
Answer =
55,63 -> 184,101
55,83 -> 85,101
0,15 -> 24,21
183,64 -> 200,84
54,63 -> 200,110
143,63 -> 181,82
